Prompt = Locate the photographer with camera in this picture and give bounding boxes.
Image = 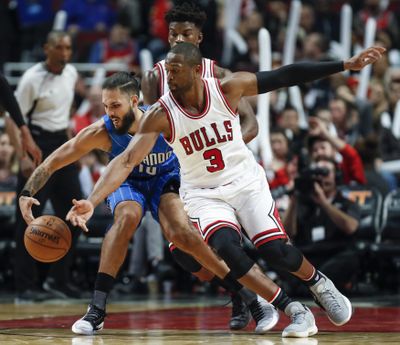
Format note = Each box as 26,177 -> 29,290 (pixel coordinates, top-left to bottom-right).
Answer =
308,115 -> 366,185
283,157 -> 361,294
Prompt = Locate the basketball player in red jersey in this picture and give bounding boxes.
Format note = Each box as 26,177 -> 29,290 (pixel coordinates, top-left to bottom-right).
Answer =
67,42 -> 385,337
142,2 -> 259,329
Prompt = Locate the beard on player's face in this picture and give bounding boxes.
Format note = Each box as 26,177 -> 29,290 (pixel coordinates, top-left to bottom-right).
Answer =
113,108 -> 135,134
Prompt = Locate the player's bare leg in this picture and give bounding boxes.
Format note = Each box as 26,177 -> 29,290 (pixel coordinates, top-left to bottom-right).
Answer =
97,201 -> 142,276
72,201 -> 142,335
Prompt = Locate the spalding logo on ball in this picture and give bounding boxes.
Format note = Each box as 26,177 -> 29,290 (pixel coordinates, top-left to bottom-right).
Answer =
24,215 -> 72,263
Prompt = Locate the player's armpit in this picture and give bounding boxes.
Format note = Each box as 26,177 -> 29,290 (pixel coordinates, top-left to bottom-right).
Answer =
141,68 -> 160,105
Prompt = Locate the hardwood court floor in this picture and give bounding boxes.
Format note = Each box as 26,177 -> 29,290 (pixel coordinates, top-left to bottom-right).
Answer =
0,297 -> 399,344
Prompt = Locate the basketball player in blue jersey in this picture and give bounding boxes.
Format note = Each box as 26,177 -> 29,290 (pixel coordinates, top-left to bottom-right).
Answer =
19,72 -> 276,335
142,1 -> 260,329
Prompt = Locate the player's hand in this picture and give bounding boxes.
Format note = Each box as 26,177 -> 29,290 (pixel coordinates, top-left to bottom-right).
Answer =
344,46 -> 386,71
66,199 -> 94,232
20,126 -> 42,166
19,196 -> 40,225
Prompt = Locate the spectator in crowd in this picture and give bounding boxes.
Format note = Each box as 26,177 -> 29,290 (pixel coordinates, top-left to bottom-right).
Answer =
354,0 -> 399,49
312,0 -> 340,42
283,157 -> 361,295
78,150 -> 107,198
0,73 -> 42,165
369,79 -> 389,130
269,127 -> 291,173
16,0 -> 55,61
308,116 -> 366,185
354,134 -> 391,196
379,68 -> 400,161
0,130 -> 17,188
329,97 -> 362,145
145,0 -> 173,61
0,0 -> 19,70
72,86 -> 104,134
0,128 -> 18,240
299,3 -> 317,35
302,32 -> 330,61
267,128 -> 298,212
277,106 -> 307,156
62,0 -> 116,35
88,23 -> 140,72
14,31 -> 82,302
255,0 -> 288,52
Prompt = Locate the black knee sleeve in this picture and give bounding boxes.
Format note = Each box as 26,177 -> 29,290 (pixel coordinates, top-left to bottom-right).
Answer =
258,239 -> 303,272
208,227 -> 254,279
170,247 -> 202,273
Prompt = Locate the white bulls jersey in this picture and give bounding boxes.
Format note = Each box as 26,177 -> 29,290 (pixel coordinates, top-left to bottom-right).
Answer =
156,58 -> 216,95
159,77 -> 258,189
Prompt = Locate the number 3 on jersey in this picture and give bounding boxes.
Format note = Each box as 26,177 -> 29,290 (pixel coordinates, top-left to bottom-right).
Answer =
203,148 -> 225,172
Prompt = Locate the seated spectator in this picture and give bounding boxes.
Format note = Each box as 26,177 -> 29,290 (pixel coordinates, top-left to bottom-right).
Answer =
72,86 -> 104,134
0,130 -> 18,238
267,128 -> 298,213
354,0 -> 399,50
268,128 -> 291,172
329,97 -> 368,145
369,80 -> 389,130
62,0 -> 116,34
89,23 -> 140,71
308,116 -> 366,185
79,150 -> 107,198
355,134 -> 392,196
283,157 -> 361,294
277,106 -> 307,156
0,130 -> 17,188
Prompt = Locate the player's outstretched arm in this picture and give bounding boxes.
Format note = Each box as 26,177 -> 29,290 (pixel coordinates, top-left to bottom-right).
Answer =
224,46 -> 386,102
19,122 -> 108,224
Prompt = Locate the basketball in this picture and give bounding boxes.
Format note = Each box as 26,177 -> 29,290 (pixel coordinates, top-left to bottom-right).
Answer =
24,215 -> 72,263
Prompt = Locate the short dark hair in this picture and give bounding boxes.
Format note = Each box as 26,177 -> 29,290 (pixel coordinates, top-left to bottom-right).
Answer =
169,42 -> 202,66
102,72 -> 140,97
307,135 -> 330,151
165,1 -> 207,29
46,30 -> 70,45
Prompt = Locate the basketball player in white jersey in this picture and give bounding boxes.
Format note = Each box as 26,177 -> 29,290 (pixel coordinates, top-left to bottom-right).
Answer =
66,42 -> 385,337
141,2 -> 259,330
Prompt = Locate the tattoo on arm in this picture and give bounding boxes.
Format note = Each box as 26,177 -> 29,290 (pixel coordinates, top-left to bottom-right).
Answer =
23,165 -> 51,196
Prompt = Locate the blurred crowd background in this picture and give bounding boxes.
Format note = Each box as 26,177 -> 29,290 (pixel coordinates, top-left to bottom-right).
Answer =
0,0 -> 400,301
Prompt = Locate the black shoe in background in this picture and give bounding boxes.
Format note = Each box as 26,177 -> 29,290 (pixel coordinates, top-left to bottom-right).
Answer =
43,279 -> 81,298
229,293 -> 251,330
14,289 -> 54,304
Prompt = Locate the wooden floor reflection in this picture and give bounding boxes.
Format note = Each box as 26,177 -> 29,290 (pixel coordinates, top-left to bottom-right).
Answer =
1,329 -> 399,345
0,298 -> 399,345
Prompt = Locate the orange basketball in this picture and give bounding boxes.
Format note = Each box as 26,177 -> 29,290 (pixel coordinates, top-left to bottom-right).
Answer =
24,215 -> 72,263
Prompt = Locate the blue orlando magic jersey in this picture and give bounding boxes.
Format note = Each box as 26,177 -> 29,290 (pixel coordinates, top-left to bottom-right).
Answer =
103,106 -> 179,179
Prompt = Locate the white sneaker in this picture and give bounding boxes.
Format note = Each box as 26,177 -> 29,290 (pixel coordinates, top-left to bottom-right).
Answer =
282,338 -> 319,345
72,304 -> 106,335
309,272 -> 352,326
282,302 -> 318,338
248,296 -> 279,334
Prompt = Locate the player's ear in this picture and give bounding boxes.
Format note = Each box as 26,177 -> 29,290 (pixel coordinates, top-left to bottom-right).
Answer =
195,64 -> 202,75
198,32 -> 203,45
130,94 -> 139,108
